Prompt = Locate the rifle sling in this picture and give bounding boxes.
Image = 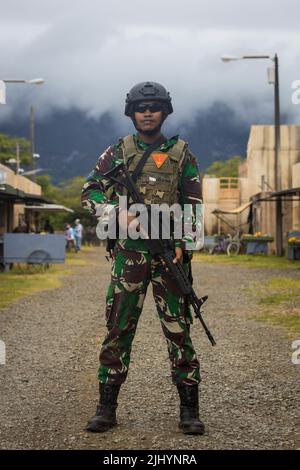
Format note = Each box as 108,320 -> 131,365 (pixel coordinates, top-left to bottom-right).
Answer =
131,134 -> 167,183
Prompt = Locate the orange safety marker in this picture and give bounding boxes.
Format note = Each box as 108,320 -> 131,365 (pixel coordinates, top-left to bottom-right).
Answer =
151,153 -> 168,169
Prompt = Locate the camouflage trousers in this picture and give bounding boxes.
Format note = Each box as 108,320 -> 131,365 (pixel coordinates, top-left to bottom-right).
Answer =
98,248 -> 201,386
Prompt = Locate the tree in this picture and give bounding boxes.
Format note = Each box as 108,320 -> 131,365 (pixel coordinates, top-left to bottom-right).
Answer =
35,174 -> 61,201
0,133 -> 32,166
56,176 -> 94,227
35,174 -> 94,230
205,156 -> 244,178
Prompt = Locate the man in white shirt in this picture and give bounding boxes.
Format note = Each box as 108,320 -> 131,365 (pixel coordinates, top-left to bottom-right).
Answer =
74,219 -> 83,252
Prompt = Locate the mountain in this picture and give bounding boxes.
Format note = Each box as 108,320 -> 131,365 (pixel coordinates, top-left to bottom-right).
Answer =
0,102 -> 249,183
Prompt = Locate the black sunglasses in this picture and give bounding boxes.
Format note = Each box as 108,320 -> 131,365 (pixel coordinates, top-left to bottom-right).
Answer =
134,102 -> 164,113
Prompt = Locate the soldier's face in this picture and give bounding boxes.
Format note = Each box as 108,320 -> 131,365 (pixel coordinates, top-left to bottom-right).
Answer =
134,101 -> 163,133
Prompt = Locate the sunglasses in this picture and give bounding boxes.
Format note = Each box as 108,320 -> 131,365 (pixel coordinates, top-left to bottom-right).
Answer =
134,102 -> 164,113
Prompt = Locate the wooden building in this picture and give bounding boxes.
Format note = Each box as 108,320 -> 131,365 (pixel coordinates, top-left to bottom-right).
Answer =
203,125 -> 300,253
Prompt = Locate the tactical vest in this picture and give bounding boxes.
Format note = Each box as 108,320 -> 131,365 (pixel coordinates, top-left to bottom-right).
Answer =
119,135 -> 187,205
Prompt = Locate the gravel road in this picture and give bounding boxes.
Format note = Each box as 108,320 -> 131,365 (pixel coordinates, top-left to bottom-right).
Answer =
0,247 -> 299,450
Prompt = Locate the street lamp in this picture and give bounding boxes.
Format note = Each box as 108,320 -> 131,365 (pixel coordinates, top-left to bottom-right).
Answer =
2,78 -> 44,85
221,53 -> 282,256
21,168 -> 44,176
0,78 -> 45,105
0,77 -> 45,175
6,159 -> 44,176
7,144 -> 42,176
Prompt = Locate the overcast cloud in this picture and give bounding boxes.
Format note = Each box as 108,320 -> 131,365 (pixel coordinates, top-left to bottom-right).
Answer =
1,0 -> 300,129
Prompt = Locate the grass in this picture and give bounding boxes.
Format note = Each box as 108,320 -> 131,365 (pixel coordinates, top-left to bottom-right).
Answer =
0,266 -> 66,309
193,253 -> 300,270
248,276 -> 300,334
0,246 -> 98,310
252,311 -> 300,335
258,293 -> 298,304
64,252 -> 89,266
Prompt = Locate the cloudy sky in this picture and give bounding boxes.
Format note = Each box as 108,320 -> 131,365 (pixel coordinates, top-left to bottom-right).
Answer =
1,0 -> 300,129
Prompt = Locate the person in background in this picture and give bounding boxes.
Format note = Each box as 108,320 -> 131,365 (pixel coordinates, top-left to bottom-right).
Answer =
74,218 -> 83,252
13,221 -> 28,233
65,224 -> 76,252
44,219 -> 54,234
85,226 -> 94,246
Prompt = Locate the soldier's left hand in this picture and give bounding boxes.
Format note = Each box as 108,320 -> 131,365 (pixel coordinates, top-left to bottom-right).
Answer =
173,247 -> 183,264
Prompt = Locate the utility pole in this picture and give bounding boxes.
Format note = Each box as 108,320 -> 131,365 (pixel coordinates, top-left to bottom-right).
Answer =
16,142 -> 20,175
221,53 -> 283,256
274,54 -> 283,256
30,106 -> 35,169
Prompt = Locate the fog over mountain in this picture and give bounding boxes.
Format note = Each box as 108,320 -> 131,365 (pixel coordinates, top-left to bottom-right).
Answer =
0,0 -> 299,180
1,103 -> 251,182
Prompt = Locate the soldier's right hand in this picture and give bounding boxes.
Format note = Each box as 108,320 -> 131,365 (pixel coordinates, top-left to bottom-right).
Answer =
118,209 -> 139,231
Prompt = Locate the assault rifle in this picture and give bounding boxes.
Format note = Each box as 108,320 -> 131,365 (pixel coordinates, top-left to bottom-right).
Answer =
102,163 -> 216,346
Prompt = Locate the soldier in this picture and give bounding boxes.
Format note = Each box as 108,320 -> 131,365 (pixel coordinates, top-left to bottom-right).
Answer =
81,81 -> 205,435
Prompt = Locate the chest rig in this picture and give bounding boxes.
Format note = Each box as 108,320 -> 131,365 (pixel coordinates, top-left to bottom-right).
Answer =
119,135 -> 187,205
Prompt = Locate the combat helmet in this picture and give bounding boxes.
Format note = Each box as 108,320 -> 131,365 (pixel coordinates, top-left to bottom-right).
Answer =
125,81 -> 173,116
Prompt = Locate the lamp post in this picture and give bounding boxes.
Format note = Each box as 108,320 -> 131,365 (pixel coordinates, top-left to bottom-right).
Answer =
1,77 -> 45,175
221,54 -> 283,256
2,78 -> 44,85
0,78 -> 44,105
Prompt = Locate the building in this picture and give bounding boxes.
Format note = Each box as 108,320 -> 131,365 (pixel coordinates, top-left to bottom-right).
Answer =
203,125 -> 300,253
0,163 -> 73,235
0,163 -> 46,234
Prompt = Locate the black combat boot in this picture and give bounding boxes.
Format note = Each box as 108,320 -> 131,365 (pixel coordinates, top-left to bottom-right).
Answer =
85,383 -> 121,432
176,383 -> 205,435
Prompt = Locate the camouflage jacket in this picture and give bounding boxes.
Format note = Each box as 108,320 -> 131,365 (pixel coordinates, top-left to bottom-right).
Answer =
81,134 -> 203,253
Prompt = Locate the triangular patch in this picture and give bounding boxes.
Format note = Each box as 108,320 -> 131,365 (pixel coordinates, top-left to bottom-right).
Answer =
151,153 -> 168,169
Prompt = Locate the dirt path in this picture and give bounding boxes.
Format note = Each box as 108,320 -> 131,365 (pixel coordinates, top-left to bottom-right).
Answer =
0,247 -> 299,450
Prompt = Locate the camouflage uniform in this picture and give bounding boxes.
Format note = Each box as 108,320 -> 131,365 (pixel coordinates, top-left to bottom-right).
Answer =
81,134 -> 202,386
